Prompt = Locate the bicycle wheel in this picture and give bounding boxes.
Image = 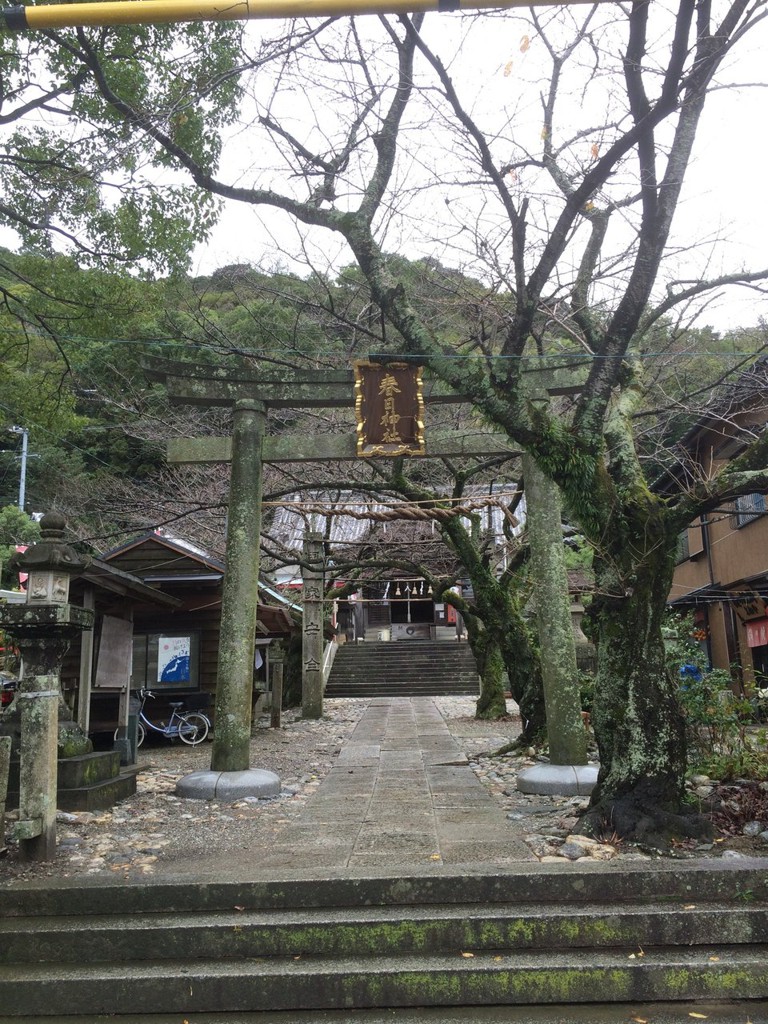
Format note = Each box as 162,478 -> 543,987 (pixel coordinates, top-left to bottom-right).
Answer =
178,712 -> 209,745
114,722 -> 146,748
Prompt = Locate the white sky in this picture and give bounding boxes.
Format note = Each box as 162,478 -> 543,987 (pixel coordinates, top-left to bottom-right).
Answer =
189,8 -> 768,333
1,6 -> 766,333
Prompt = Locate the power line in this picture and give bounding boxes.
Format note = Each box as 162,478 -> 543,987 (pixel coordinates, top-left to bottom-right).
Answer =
47,335 -> 768,362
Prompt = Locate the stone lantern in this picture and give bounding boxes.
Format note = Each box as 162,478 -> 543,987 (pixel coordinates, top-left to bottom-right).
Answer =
0,511 -> 94,859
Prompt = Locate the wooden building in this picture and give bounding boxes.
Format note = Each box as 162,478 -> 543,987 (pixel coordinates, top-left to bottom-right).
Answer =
101,531 -> 295,691
58,531 -> 295,740
668,369 -> 768,687
62,557 -> 182,738
336,578 -> 462,642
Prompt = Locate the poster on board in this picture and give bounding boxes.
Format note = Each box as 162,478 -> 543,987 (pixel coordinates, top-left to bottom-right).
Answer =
157,636 -> 191,684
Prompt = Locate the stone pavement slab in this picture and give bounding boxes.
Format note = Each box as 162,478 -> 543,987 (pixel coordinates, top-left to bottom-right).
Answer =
245,697 -> 532,872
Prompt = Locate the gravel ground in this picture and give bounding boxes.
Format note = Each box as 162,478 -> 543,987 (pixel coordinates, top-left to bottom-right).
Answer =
2,696 -> 766,887
2,698 -> 368,885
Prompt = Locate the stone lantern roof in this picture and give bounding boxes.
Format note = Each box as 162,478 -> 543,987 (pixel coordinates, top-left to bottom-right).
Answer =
9,511 -> 89,580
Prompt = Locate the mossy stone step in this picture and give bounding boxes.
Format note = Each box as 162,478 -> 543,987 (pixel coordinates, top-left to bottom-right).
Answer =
8,1006 -> 768,1024
5,864 -> 768,917
2,901 -> 765,965
2,947 -> 768,1016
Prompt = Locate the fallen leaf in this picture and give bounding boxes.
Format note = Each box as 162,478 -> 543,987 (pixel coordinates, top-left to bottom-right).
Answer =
683,904 -> 697,909
460,952 -> 475,958
430,854 -> 441,861
503,61 -> 513,77
520,35 -> 530,52
493,956 -> 503,962
630,1017 -> 648,1023
709,955 -> 720,962
628,953 -> 636,959
234,905 -> 245,911
689,1015 -> 708,1020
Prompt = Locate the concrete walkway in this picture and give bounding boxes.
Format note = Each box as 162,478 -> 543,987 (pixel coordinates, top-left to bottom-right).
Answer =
193,697 -> 533,876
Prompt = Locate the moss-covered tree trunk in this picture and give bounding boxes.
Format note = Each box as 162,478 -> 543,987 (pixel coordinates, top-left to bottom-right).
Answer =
494,597 -> 547,743
449,575 -> 546,739
487,593 -> 548,745
390,464 -> 546,731
467,620 -> 507,721
580,510 -> 711,846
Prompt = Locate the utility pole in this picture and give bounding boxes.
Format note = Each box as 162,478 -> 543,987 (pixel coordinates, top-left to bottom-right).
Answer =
8,426 -> 28,511
0,0 -> 597,33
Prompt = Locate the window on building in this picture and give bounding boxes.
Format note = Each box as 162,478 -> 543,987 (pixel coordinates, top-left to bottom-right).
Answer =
131,633 -> 200,690
676,520 -> 706,563
734,493 -> 766,528
675,531 -> 690,563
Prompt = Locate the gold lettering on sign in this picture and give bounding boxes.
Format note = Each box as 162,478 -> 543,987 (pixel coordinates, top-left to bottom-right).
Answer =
379,373 -> 403,442
354,360 -> 425,458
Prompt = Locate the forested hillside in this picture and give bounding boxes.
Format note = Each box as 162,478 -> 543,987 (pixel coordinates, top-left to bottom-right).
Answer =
1,248 -> 764,563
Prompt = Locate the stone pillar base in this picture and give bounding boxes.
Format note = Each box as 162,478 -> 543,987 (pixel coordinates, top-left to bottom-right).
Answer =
175,769 -> 281,801
517,763 -> 599,796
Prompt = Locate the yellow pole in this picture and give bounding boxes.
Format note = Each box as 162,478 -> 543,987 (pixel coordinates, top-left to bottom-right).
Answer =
2,0 -> 598,32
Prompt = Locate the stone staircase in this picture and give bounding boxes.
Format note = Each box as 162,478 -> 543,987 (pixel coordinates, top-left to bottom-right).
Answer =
326,640 -> 480,697
1,863 -> 767,1018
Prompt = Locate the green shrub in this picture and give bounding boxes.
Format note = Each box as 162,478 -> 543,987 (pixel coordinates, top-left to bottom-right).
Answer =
679,670 -> 767,778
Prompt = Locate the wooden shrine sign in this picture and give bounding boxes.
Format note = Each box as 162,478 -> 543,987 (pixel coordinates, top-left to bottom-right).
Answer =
354,361 -> 425,458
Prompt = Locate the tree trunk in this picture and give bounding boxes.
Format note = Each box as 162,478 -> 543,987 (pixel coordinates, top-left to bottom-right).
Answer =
461,575 -> 547,739
473,632 -> 508,720
500,622 -> 547,745
580,534 -> 711,847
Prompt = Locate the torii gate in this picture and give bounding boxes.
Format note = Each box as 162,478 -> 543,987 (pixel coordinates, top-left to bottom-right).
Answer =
145,355 -> 588,777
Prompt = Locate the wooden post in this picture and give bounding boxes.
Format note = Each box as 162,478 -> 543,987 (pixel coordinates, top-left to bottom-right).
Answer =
270,646 -> 283,730
523,453 -> 588,766
76,584 -> 95,734
302,531 -> 324,720
211,400 -> 267,772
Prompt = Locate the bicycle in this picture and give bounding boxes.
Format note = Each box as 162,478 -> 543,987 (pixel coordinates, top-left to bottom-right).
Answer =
133,688 -> 211,747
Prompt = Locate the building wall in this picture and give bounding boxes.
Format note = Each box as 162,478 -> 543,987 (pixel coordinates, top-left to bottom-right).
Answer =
672,501 -> 768,681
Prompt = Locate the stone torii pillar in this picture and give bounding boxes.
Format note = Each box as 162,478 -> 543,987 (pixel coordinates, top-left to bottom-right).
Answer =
177,399 -> 280,800
518,454 -> 596,796
211,400 -> 266,772
301,531 -> 325,720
